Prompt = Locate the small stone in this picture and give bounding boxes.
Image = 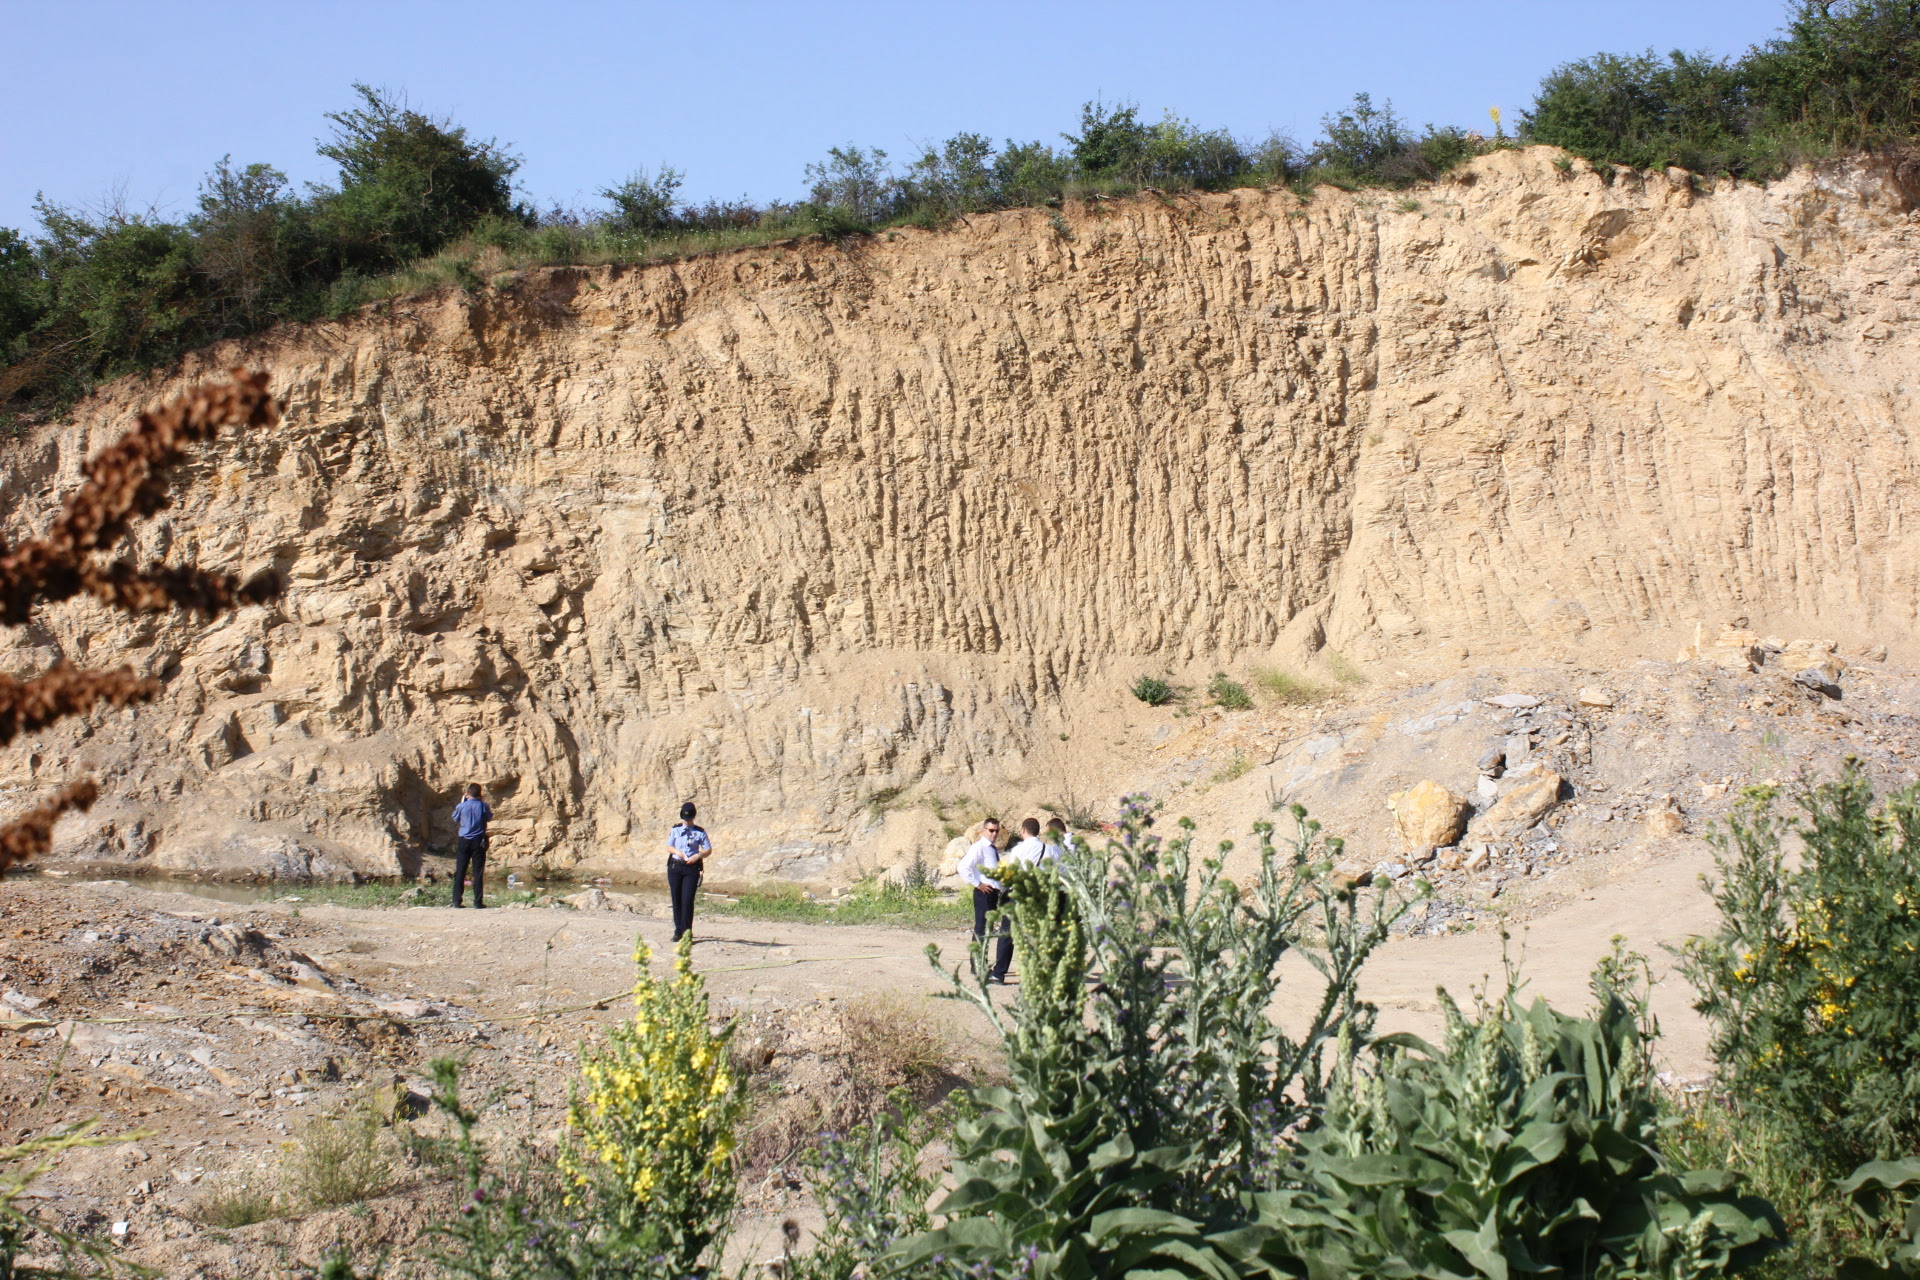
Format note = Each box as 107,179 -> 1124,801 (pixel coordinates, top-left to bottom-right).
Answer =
1331,863 -> 1373,892
1792,664 -> 1844,698
111,1222 -> 129,1237
1484,694 -> 1541,709
1375,862 -> 1409,880
1505,733 -> 1533,765
1476,775 -> 1500,803
1576,686 -> 1614,708
1464,845 -> 1491,872
1645,804 -> 1686,836
1476,747 -> 1506,773
1864,644 -> 1888,662
1407,845 -> 1436,866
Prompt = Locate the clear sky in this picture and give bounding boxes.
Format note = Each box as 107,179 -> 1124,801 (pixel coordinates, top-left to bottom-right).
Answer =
3,0 -> 1791,231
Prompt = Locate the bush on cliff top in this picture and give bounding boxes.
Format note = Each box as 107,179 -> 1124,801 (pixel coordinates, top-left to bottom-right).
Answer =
1525,0 -> 1920,179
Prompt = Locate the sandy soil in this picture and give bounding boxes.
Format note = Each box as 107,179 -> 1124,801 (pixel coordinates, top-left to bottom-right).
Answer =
0,838 -> 1721,1277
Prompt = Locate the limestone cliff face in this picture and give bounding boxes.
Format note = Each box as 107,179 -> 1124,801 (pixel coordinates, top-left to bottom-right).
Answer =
3,147 -> 1916,881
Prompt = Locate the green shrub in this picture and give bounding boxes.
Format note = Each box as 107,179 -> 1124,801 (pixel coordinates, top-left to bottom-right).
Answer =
1678,768 -> 1920,1170
600,165 -> 684,234
1524,50 -> 1761,176
1273,952 -> 1784,1279
1207,671 -> 1253,710
1522,2 -> 1920,178
1836,1159 -> 1920,1277
1130,675 -> 1175,706
1300,93 -> 1483,188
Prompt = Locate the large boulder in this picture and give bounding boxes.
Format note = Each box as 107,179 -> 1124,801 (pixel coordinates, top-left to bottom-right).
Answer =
1389,781 -> 1471,850
1471,772 -> 1565,841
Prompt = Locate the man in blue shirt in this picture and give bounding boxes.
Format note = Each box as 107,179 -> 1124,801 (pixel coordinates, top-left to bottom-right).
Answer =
451,784 -> 492,908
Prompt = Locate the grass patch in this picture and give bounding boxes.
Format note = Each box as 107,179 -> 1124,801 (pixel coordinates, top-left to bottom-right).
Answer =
1251,665 -> 1329,706
194,1163 -> 279,1228
1208,753 -> 1253,786
1661,1091 -> 1867,1280
838,992 -> 956,1096
1324,651 -> 1366,686
281,1093 -> 395,1211
269,882 -> 426,909
1207,672 -> 1253,711
703,880 -> 969,930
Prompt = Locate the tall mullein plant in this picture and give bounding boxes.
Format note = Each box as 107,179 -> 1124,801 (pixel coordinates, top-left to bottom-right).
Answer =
903,797 -> 1408,1277
1062,799 -> 1404,1197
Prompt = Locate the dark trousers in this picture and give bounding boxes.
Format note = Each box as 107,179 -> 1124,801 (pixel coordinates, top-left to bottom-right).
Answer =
668,859 -> 701,941
453,836 -> 487,907
973,886 -> 1013,981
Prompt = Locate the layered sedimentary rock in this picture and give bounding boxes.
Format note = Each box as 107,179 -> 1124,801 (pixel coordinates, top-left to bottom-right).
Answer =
2,147 -> 1916,880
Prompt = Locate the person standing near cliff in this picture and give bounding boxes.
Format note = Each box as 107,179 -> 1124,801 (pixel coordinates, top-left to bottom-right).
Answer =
957,818 -> 1012,983
451,784 -> 492,909
667,801 -> 712,944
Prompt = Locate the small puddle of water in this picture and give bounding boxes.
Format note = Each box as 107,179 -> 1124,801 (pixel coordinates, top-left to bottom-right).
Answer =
5,870 -> 672,910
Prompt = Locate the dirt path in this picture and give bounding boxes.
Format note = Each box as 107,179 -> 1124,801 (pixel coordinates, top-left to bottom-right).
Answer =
0,841 -> 1721,1276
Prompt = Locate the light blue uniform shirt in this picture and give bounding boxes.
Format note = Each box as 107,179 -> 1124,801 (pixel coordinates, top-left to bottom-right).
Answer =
668,823 -> 711,863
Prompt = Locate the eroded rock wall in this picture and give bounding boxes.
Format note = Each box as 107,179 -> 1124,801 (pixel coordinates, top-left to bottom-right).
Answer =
3,147 -> 1915,880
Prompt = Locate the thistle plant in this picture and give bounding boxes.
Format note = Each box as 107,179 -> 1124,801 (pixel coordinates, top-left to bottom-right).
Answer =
788,1097 -> 941,1280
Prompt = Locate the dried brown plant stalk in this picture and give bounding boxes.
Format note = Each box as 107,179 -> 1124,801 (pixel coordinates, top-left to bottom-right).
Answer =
0,371 -> 282,872
0,369 -> 281,625
0,662 -> 161,749
0,780 -> 98,876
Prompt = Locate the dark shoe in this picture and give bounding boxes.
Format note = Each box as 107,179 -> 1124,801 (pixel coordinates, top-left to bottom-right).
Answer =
452,902 -> 465,909
473,902 -> 486,910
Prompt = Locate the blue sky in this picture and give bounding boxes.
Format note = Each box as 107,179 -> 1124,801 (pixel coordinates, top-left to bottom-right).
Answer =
3,1 -> 1789,231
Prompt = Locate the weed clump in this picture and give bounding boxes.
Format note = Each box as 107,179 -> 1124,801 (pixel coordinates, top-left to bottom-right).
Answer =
1130,675 -> 1176,706
1207,671 -> 1253,710
195,1162 -> 278,1228
281,1093 -> 395,1210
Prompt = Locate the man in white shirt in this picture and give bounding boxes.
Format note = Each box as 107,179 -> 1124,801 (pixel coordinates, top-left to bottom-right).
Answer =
1008,817 -> 1058,869
957,818 -> 1012,982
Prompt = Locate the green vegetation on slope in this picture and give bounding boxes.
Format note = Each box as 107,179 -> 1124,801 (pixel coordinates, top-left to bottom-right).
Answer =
4,2 -> 1917,423
1527,0 -> 1920,179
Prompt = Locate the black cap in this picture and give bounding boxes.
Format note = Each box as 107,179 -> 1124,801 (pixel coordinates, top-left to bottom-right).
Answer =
679,802 -> 697,821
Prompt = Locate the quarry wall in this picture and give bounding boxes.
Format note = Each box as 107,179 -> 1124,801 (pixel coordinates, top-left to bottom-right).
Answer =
2,146 -> 1916,881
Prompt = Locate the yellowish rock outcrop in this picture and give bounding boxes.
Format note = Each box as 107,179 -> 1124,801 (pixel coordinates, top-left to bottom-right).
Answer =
1,147 -> 1914,881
